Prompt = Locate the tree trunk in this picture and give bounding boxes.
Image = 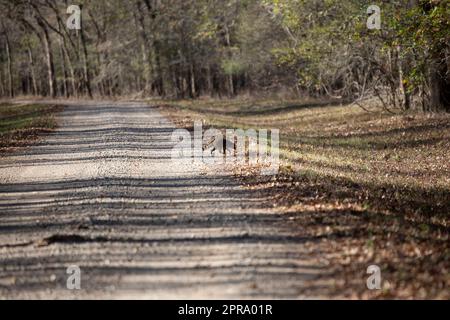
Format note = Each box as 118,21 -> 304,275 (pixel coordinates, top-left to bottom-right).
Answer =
144,2 -> 164,96
0,65 -> 4,97
37,18 -> 57,98
27,47 -> 38,96
397,46 -> 410,110
206,63 -> 213,96
190,63 -> 196,98
135,1 -> 153,95
224,24 -> 234,97
62,40 -> 77,97
4,32 -> 14,98
429,58 -> 450,112
58,40 -> 69,97
79,25 -> 93,98
421,0 -> 450,112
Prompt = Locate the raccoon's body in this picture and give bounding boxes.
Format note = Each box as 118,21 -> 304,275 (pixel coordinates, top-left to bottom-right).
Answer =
203,136 -> 236,155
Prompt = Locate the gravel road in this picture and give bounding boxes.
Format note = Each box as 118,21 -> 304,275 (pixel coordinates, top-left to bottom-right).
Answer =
0,102 -> 327,299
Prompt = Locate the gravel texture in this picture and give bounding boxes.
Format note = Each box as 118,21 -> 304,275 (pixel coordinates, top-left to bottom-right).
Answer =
0,101 -> 327,299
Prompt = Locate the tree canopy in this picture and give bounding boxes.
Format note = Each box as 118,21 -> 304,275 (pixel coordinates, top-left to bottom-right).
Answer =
0,0 -> 448,111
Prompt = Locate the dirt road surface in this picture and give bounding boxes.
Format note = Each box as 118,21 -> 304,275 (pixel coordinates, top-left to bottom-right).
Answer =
0,102 -> 328,299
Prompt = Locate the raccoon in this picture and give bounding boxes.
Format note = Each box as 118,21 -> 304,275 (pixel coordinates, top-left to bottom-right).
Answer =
203,136 -> 236,155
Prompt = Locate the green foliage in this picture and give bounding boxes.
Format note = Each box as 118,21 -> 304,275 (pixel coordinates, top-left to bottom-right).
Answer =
393,2 -> 450,90
221,59 -> 246,76
0,0 -> 448,109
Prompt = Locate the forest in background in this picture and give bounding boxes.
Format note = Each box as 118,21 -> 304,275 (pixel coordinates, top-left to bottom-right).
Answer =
0,0 -> 449,112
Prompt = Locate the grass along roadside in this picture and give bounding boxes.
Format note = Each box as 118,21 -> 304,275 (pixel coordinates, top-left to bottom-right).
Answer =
0,103 -> 61,153
157,98 -> 450,299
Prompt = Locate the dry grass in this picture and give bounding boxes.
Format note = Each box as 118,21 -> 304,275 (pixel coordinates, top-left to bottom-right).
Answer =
157,97 -> 450,299
0,103 -> 61,153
